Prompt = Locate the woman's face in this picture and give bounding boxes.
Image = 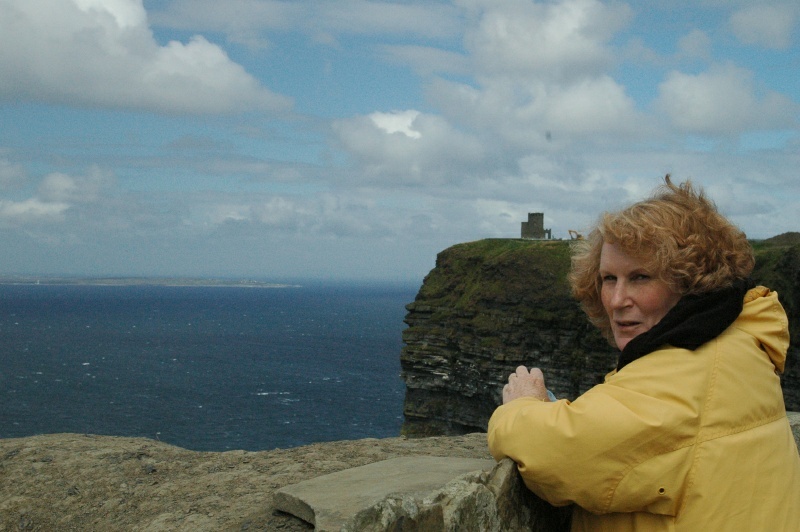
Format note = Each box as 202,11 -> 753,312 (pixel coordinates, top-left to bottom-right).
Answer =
599,242 -> 681,351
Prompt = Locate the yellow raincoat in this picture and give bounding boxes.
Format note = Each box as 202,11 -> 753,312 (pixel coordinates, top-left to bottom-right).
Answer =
488,287 -> 800,530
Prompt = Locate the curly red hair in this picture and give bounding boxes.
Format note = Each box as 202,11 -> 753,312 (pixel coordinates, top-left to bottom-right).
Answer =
569,175 -> 754,339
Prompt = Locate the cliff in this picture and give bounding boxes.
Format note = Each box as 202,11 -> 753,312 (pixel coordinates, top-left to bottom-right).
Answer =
401,234 -> 800,436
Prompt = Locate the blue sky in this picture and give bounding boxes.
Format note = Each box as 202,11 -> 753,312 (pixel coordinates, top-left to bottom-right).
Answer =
1,0 -> 798,284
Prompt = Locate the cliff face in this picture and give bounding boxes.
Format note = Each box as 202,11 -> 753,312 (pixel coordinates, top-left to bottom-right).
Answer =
752,233 -> 800,408
401,235 -> 800,436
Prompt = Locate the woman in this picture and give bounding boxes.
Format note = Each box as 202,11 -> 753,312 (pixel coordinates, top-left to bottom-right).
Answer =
488,177 -> 800,530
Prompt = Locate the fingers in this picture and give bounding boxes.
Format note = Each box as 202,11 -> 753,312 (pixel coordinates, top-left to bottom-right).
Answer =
502,384 -> 512,404
502,366 -> 548,404
509,366 -> 544,381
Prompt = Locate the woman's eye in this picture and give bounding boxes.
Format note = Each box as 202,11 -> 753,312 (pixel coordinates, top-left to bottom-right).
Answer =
601,275 -> 616,283
632,274 -> 650,281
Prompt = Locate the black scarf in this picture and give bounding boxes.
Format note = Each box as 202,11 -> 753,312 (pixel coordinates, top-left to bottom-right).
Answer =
616,278 -> 754,372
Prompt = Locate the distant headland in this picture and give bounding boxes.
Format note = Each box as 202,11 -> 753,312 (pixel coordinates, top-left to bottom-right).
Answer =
0,276 -> 299,288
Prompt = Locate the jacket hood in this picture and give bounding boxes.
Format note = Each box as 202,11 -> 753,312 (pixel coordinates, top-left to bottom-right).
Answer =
738,286 -> 790,373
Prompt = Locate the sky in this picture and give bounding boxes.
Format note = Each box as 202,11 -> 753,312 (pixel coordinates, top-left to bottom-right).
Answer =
0,0 -> 798,284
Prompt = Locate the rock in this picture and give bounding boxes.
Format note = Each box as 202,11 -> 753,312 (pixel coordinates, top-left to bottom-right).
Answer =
790,411 -> 800,449
343,458 -> 571,532
273,456 -> 496,531
401,238 -> 800,436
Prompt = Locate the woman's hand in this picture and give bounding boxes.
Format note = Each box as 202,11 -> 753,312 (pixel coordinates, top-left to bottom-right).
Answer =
502,365 -> 550,404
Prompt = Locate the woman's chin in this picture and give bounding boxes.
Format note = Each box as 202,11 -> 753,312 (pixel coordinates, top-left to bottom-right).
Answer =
614,336 -> 632,351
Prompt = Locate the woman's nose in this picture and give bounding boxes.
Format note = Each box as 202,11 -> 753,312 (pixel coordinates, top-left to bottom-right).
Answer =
610,282 -> 631,308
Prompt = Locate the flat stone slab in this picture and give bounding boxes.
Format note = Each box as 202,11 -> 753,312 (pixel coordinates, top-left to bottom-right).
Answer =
789,411 -> 800,449
273,456 -> 496,531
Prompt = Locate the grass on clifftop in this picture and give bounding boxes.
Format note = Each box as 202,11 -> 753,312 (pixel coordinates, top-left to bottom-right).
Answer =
752,234 -> 800,337
415,238 -> 575,311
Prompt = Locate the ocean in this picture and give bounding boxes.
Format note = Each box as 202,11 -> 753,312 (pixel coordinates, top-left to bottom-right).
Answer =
0,282 -> 417,451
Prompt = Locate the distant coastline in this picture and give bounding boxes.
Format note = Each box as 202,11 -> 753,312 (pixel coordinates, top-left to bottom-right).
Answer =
0,276 -> 299,288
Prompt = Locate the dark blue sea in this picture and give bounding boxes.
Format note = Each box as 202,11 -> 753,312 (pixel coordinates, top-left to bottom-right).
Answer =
0,282 -> 417,451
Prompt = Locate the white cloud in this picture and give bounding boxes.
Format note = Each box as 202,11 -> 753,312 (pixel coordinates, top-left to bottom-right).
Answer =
206,203 -> 252,225
0,158 -> 73,226
182,190 -> 370,238
37,167 -> 114,204
74,0 -> 146,27
36,173 -> 80,204
333,110 -> 486,184
426,74 -> 641,153
380,44 -> 470,76
151,0 -> 462,41
0,165 -> 117,229
313,0 -> 462,39
191,191 -> 398,239
539,76 -> 641,135
472,197 -> 528,236
462,0 -> 632,82
414,0 -> 642,155
677,29 -> 712,60
0,0 -> 291,114
656,63 -> 798,134
148,0 -> 298,51
252,197 -> 306,229
0,198 -> 70,226
370,110 -> 422,139
0,159 -> 26,190
729,4 -> 796,49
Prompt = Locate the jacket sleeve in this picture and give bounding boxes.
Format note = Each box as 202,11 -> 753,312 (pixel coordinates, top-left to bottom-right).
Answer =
487,365 -> 702,515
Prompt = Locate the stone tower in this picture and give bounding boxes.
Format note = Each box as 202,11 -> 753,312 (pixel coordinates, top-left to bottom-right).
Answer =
521,212 -> 551,239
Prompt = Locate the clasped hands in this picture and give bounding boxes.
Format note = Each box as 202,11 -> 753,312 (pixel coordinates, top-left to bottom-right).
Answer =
502,365 -> 551,404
